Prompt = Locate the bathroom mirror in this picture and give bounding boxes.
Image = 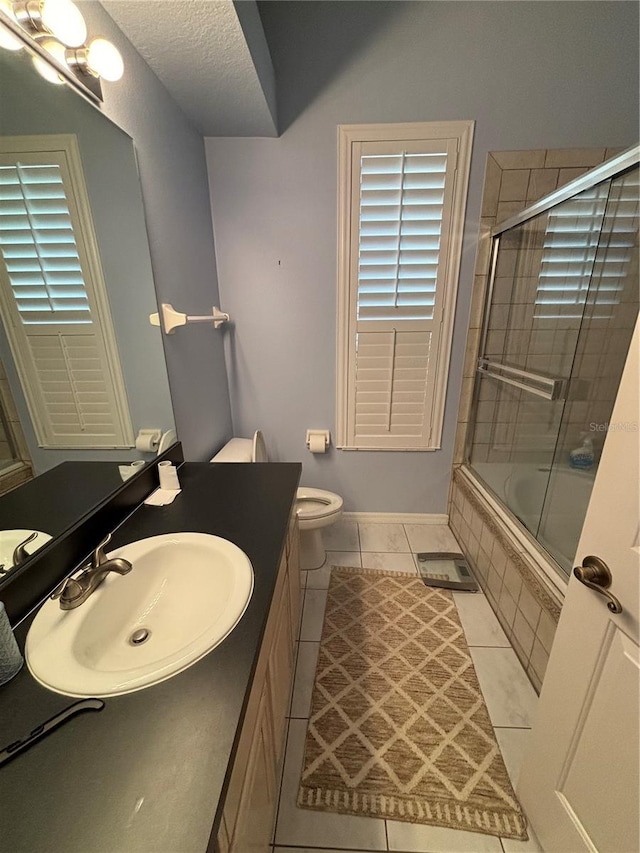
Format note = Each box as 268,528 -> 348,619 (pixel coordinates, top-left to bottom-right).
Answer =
0,42 -> 176,584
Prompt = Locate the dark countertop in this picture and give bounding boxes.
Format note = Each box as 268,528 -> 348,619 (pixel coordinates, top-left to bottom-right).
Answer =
0,461 -> 136,536
0,462 -> 301,853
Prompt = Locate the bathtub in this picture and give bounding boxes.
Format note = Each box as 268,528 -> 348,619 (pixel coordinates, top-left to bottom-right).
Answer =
471,461 -> 596,572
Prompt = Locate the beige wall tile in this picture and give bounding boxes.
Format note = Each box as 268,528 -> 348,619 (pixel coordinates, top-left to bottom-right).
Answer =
480,523 -> 494,555
481,154 -> 502,217
462,326 -> 481,378
469,277 -> 488,329
517,581 -> 542,630
470,509 -> 483,539
492,150 -> 546,169
453,421 -> 468,465
536,609 -> 558,653
459,377 -> 475,419
544,148 -> 606,168
502,560 -> 523,602
526,167 -> 559,201
499,169 -> 530,202
512,609 -> 535,657
477,546 -> 491,579
529,637 -> 550,682
509,632 -> 529,670
487,565 -> 503,599
527,665 -> 543,694
491,540 -> 508,577
467,532 -> 481,565
496,200 -> 524,223
558,166 -> 588,187
498,585 -> 517,629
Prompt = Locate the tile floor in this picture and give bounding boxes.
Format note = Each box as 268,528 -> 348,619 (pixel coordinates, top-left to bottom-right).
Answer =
273,519 -> 542,853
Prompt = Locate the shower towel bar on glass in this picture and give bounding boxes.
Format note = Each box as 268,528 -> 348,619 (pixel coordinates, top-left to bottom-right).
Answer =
476,359 -> 566,401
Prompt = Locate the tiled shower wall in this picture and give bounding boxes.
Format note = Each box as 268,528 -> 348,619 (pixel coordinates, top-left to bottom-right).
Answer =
449,469 -> 560,693
450,147 -> 625,692
454,147 -> 622,466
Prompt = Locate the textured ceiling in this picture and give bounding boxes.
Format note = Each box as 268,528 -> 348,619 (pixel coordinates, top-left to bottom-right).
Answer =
101,0 -> 277,136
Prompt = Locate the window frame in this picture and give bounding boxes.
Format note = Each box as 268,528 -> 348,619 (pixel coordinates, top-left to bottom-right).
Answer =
336,121 -> 474,451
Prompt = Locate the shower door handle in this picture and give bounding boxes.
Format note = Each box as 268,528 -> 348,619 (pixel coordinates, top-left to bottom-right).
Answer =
573,556 -> 623,614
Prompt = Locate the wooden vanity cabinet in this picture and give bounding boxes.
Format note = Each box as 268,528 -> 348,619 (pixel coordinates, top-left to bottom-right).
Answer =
214,514 -> 301,853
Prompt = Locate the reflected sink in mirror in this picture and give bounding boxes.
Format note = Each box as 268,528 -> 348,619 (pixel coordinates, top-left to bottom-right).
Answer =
0,529 -> 51,577
26,533 -> 254,697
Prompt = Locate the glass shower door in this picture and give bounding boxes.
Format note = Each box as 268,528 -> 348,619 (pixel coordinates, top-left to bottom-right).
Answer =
537,166 -> 640,571
467,161 -> 639,575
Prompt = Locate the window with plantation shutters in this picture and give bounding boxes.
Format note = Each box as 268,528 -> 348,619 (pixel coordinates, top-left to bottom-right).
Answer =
337,122 -> 474,450
0,135 -> 133,449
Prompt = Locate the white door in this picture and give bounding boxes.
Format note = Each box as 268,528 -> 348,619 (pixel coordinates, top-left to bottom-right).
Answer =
517,318 -> 640,853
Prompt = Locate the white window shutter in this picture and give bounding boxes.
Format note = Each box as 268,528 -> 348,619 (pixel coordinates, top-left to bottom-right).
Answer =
337,123 -> 474,451
0,136 -> 134,449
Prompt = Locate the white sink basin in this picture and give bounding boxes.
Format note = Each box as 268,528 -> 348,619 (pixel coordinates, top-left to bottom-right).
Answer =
26,533 -> 254,697
0,529 -> 51,576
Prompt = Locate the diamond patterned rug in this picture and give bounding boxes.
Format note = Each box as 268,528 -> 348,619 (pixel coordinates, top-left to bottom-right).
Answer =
297,566 -> 528,841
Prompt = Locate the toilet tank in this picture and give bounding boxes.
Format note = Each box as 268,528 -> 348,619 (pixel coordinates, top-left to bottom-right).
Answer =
210,431 -> 268,462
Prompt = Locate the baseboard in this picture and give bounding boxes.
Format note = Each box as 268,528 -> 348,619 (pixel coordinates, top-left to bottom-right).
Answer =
342,512 -> 449,525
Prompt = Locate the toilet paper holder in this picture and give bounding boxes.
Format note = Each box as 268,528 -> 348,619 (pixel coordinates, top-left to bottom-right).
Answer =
306,429 -> 331,453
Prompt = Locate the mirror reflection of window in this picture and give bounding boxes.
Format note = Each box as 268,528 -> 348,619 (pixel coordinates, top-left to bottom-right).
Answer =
0,135 -> 134,449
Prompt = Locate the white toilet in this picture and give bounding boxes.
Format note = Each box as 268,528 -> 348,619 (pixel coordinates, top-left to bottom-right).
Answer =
211,431 -> 343,571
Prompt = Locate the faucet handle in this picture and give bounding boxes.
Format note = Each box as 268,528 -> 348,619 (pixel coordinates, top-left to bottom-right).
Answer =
93,533 -> 112,568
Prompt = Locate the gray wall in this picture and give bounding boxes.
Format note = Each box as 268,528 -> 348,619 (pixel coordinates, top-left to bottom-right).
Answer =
82,1 -> 233,461
205,0 -> 639,512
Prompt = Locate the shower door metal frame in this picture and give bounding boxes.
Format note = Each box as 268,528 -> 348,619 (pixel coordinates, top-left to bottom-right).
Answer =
490,144 -> 640,238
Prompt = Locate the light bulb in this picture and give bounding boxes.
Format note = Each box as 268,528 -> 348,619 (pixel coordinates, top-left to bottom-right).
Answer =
32,37 -> 66,84
0,0 -> 23,50
41,0 -> 86,47
85,37 -> 123,81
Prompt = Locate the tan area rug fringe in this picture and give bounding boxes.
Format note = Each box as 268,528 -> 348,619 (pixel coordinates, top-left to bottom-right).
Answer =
297,566 -> 528,841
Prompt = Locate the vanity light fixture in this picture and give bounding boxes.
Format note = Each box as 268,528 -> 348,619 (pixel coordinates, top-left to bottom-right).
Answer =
0,0 -> 22,49
67,37 -> 124,82
0,0 -> 124,101
14,0 -> 87,47
31,35 -> 66,83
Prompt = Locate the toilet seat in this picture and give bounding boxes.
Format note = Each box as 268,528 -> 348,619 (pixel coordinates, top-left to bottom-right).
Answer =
296,487 -> 343,522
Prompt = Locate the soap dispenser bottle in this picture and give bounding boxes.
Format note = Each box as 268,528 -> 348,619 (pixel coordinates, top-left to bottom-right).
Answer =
569,433 -> 595,470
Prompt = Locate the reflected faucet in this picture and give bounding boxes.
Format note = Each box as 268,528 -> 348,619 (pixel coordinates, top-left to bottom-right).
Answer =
52,533 -> 132,611
12,531 -> 38,567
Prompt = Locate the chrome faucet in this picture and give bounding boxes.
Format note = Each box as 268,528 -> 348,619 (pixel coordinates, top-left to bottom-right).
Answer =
52,533 -> 133,611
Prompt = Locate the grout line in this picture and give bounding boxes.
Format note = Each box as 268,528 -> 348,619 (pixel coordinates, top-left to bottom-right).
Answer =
493,725 -> 532,730
384,817 -> 390,851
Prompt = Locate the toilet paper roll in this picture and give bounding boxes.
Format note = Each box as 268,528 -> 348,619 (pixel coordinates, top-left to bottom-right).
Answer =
158,461 -> 180,490
308,434 -> 326,454
118,460 -> 145,482
135,429 -> 161,453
